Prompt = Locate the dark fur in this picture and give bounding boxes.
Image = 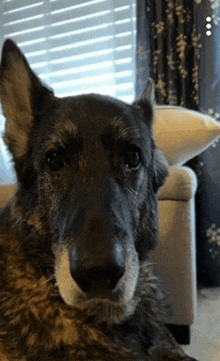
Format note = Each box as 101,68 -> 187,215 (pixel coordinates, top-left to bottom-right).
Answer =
0,39 -> 197,361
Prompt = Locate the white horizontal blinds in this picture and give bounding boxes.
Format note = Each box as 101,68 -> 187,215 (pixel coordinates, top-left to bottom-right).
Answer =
1,0 -> 136,104
45,0 -> 136,101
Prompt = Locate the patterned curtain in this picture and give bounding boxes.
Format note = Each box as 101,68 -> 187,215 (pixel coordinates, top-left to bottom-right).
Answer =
136,0 -> 220,286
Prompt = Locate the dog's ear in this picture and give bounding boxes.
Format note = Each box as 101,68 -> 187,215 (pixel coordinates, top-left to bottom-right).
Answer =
0,39 -> 55,159
138,78 -> 155,105
133,78 -> 155,127
153,148 -> 169,193
134,79 -> 169,191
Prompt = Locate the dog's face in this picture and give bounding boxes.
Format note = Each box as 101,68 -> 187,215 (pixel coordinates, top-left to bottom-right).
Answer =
0,40 -> 168,324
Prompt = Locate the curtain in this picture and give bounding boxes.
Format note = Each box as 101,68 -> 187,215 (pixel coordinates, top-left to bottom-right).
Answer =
136,0 -> 220,286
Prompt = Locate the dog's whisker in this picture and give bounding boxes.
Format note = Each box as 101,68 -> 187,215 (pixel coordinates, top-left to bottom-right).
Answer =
46,274 -> 56,283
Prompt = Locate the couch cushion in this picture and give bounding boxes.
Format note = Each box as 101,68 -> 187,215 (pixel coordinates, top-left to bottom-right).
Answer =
158,167 -> 197,201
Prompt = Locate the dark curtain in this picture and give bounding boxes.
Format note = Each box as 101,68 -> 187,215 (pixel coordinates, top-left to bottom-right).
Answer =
136,0 -> 220,286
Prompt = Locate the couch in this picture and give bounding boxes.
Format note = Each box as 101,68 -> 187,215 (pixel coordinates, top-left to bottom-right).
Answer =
151,165 -> 198,344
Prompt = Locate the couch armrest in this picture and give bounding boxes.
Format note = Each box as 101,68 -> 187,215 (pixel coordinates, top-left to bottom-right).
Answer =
158,166 -> 197,202
151,166 -> 198,326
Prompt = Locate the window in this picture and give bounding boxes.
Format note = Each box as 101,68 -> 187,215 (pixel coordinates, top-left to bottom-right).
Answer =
0,0 -> 137,183
0,0 -> 136,102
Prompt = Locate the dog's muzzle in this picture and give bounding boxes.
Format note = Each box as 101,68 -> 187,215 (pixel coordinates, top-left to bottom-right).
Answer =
70,243 -> 125,296
69,214 -> 126,296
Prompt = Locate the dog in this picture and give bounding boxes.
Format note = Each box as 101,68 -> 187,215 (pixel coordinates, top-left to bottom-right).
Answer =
0,39 -> 198,361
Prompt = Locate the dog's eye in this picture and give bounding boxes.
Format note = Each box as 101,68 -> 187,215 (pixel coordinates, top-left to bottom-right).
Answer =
46,150 -> 64,172
124,147 -> 141,170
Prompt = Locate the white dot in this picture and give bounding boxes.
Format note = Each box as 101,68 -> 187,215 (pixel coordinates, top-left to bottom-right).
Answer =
206,30 -> 212,36
206,23 -> 212,29
206,16 -> 212,22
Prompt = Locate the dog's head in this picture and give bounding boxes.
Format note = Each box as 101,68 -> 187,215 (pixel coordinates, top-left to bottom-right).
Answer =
0,40 -> 168,324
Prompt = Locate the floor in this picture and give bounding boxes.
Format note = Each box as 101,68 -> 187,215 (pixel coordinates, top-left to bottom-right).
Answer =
183,287 -> 220,361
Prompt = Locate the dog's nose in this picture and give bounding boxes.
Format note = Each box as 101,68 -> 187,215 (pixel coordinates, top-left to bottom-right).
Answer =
70,245 -> 125,295
72,265 -> 125,294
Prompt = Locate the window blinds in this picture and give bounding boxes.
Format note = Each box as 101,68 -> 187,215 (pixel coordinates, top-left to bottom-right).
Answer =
0,0 -> 137,103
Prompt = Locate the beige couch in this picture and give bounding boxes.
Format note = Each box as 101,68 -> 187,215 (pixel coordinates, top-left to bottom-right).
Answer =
151,165 -> 198,344
0,167 -> 197,344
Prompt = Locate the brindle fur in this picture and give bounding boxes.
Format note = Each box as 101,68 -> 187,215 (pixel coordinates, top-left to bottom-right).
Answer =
0,39 -> 197,361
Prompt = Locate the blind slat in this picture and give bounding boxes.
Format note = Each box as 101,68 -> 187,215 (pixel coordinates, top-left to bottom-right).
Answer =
36,47 -> 132,74
49,0 -> 105,13
40,59 -> 132,82
4,5 -> 45,23
27,38 -> 132,68
4,19 -> 46,36
50,4 -> 112,25
48,19 -> 132,44
3,1 -> 43,11
40,68 -> 133,89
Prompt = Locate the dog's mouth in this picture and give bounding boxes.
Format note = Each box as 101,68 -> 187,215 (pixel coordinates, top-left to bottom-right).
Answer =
54,246 -> 139,324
